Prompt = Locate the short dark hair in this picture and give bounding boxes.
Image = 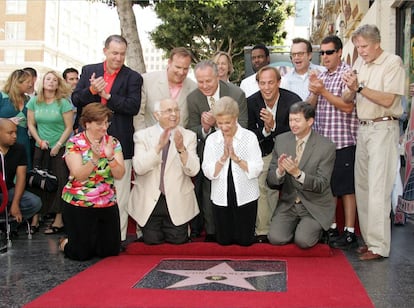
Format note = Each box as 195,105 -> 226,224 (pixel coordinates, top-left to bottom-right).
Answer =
104,34 -> 127,48
62,67 -> 79,80
252,44 -> 269,57
321,35 -> 343,51
290,101 -> 315,120
291,38 -> 312,53
23,67 -> 37,77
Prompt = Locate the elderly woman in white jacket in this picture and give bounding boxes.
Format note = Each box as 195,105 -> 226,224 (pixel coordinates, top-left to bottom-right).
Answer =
202,96 -> 263,246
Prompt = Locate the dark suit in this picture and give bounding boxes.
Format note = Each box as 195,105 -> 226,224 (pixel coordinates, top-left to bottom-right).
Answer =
72,63 -> 143,160
247,88 -> 301,236
267,130 -> 336,248
72,62 -> 143,241
247,88 -> 301,157
186,80 -> 248,236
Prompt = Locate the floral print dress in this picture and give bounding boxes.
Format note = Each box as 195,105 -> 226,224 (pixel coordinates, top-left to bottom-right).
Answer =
61,132 -> 122,208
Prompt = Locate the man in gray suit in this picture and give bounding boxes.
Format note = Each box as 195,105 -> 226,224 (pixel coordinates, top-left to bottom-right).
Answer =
134,47 -> 197,131
187,60 -> 248,241
267,102 -> 336,248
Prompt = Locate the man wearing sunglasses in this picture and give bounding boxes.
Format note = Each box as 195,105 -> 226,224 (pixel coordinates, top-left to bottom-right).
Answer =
280,38 -> 325,100
307,35 -> 359,251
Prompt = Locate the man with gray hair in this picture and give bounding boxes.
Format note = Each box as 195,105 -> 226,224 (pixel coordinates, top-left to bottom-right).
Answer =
187,60 -> 248,241
128,98 -> 199,244
343,24 -> 405,261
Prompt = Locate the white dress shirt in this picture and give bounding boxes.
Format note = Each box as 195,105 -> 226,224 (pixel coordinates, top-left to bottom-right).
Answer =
280,63 -> 326,100
240,74 -> 259,98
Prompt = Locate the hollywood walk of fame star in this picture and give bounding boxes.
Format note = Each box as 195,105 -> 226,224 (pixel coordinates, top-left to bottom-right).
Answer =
159,262 -> 283,290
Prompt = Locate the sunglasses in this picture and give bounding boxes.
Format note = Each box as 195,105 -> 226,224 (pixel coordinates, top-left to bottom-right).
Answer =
319,49 -> 337,56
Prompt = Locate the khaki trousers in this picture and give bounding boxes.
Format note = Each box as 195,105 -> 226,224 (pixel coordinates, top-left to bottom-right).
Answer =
255,153 -> 280,235
355,121 -> 399,257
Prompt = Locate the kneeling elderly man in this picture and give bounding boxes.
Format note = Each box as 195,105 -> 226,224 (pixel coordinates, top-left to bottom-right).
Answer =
128,98 -> 200,244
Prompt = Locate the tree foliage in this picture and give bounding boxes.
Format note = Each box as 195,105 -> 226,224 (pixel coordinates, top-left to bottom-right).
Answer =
150,0 -> 294,81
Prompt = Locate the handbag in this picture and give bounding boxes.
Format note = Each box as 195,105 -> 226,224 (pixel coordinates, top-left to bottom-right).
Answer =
27,168 -> 58,192
27,150 -> 58,192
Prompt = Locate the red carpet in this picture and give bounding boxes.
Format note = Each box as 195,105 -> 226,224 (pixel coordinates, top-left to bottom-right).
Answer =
126,241 -> 333,257
25,243 -> 373,308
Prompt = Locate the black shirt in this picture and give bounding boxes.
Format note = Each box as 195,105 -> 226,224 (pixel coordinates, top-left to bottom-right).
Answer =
0,144 -> 27,189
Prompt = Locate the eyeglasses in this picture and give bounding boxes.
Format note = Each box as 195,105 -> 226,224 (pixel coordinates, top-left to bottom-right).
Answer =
96,121 -> 111,127
290,52 -> 307,58
159,108 -> 180,115
319,49 -> 337,56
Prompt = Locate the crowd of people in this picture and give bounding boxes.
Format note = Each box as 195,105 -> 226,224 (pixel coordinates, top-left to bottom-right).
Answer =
0,24 -> 408,262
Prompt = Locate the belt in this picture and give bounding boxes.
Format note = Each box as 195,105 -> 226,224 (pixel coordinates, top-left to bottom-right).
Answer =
359,116 -> 398,125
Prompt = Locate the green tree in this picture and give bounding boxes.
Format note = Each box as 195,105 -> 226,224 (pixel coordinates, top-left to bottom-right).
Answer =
151,0 -> 293,81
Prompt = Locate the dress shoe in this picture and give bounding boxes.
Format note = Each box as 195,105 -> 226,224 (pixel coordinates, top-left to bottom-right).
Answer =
359,250 -> 383,261
254,235 -> 269,243
356,245 -> 368,254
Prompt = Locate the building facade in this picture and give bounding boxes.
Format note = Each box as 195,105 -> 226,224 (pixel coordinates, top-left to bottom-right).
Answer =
0,0 -> 167,89
309,0 -> 413,96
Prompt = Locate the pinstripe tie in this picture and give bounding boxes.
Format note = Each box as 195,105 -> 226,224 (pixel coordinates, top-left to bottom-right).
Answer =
296,139 -> 304,163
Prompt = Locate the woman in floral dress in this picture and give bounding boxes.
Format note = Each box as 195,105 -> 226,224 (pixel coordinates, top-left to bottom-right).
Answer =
59,103 -> 125,261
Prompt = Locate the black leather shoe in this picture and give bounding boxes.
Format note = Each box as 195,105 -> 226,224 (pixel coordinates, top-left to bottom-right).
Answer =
204,234 -> 216,242
254,235 -> 269,243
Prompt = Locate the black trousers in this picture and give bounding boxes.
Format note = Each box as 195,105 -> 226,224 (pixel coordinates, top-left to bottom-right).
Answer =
213,160 -> 257,246
142,194 -> 188,245
62,202 -> 120,261
32,147 -> 68,214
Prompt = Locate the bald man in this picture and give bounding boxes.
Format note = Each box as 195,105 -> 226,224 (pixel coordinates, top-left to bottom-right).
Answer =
0,118 -> 41,231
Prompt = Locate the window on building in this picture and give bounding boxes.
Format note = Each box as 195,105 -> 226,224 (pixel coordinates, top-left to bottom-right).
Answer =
5,22 -> 25,40
4,49 -> 24,64
5,0 -> 27,14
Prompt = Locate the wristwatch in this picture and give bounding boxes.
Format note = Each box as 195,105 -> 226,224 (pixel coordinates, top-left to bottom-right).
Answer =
357,82 -> 364,93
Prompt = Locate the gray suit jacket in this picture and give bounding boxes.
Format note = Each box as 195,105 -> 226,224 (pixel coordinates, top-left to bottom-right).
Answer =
267,130 -> 336,230
133,70 -> 197,131
186,80 -> 248,159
